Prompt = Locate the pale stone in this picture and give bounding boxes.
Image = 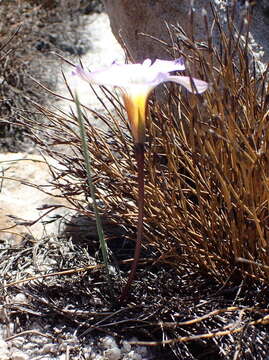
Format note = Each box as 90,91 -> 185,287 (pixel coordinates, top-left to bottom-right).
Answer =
122,341 -> 131,352
11,350 -> 29,360
0,339 -> 9,360
104,347 -> 121,360
9,337 -> 25,349
12,293 -> 27,304
0,153 -> 76,245
125,350 -> 142,360
40,343 -> 57,354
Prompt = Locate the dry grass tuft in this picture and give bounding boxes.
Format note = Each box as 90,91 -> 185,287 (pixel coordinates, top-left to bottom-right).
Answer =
30,5 -> 269,285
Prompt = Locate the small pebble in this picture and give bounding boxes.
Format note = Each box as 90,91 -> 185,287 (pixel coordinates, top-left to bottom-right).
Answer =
40,343 -> 57,354
11,336 -> 25,348
104,347 -> 121,360
0,339 -> 10,360
12,293 -> 27,304
11,350 -> 29,360
122,341 -> 131,352
137,346 -> 147,355
53,325 -> 64,334
102,336 -> 117,348
0,339 -> 8,352
93,355 -> 104,360
125,351 -> 142,360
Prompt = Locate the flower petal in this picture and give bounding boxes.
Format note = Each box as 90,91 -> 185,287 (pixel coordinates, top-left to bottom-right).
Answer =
73,64 -> 145,87
151,57 -> 185,73
122,92 -> 147,143
73,60 -> 208,95
142,59 -> 152,67
166,75 -> 208,94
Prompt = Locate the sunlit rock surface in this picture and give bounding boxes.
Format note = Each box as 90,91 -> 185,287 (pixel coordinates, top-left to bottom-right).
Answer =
103,0 -> 269,71
0,153 -> 74,245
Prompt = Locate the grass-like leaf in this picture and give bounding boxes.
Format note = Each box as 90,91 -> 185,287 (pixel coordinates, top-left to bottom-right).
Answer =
74,93 -> 111,283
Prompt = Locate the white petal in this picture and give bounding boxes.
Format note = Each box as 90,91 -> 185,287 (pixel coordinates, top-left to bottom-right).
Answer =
151,57 -> 185,73
167,75 -> 208,94
73,62 -> 208,94
142,59 -> 152,67
74,64 -> 144,87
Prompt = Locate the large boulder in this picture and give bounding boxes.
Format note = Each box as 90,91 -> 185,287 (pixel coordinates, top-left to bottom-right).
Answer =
102,0 -> 212,62
103,0 -> 269,70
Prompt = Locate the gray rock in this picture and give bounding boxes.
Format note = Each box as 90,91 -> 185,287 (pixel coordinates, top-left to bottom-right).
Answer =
103,0 -> 211,62
103,0 -> 269,70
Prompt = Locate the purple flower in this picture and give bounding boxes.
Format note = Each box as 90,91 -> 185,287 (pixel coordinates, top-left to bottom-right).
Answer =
73,58 -> 208,143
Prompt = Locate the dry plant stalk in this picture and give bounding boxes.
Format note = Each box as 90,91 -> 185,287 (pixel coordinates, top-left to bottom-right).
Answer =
27,5 -> 269,290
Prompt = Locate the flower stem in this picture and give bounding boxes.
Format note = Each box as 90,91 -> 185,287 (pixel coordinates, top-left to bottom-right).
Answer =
120,143 -> 144,302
